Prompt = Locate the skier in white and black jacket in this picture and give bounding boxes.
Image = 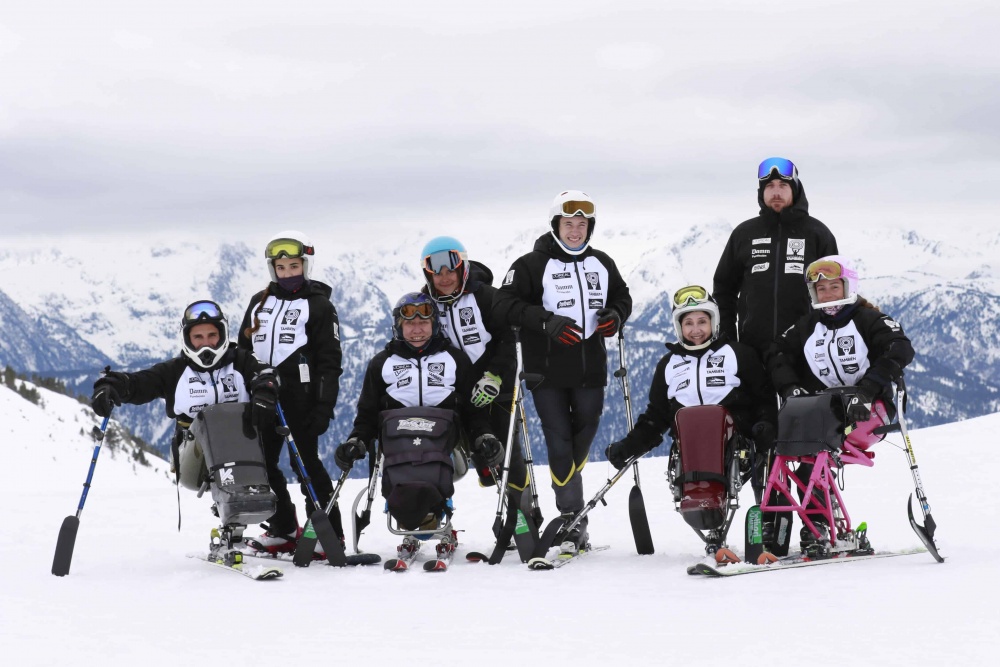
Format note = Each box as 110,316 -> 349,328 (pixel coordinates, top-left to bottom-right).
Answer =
333,291 -> 502,481
238,230 -> 344,554
90,300 -> 279,489
418,236 -> 526,495
605,287 -> 775,473
493,190 -> 632,550
713,158 -> 839,359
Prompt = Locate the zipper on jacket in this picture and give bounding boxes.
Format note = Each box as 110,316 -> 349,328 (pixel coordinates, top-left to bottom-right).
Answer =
695,355 -> 705,404
825,326 -> 846,385
445,303 -> 464,352
210,369 -> 220,404
571,259 -> 588,377
416,357 -> 424,406
772,223 -> 782,341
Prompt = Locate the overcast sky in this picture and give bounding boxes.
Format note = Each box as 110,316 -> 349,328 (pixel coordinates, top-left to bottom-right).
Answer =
2,1 -> 999,241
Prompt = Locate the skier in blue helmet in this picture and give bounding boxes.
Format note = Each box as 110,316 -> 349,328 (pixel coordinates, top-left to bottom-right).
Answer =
420,237 -> 531,549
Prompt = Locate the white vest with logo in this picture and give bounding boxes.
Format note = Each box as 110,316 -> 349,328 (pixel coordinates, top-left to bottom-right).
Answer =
665,344 -> 742,407
803,320 -> 871,388
540,257 -> 610,339
380,350 -> 457,407
172,362 -> 250,419
249,295 -> 312,367
435,293 -> 491,365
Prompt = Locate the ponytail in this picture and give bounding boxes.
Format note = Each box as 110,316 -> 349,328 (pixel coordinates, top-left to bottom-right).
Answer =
243,284 -> 271,338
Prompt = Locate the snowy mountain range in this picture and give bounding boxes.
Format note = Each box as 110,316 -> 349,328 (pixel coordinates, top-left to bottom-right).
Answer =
1,222 -> 998,469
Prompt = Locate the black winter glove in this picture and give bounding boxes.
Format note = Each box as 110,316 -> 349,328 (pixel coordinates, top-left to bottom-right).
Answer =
334,438 -> 366,472
472,434 -> 505,469
751,421 -> 776,452
301,406 -> 333,438
845,380 -> 879,425
595,308 -> 621,338
91,368 -> 130,418
249,370 -> 279,434
605,440 -> 632,470
542,314 -> 583,346
781,384 -> 809,401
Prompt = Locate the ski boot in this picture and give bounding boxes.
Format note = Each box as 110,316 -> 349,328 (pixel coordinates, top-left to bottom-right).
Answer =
244,525 -> 301,555
397,535 -> 421,560
209,527 -> 247,566
436,530 -> 458,560
559,523 -> 589,556
800,522 -> 831,559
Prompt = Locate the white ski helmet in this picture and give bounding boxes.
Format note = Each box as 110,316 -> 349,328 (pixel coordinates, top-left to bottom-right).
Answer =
671,285 -> 720,351
805,255 -> 859,310
264,230 -> 315,282
181,300 -> 230,370
549,190 -> 596,256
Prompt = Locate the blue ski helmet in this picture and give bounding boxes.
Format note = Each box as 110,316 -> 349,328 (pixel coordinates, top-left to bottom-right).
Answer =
421,236 -> 469,304
392,292 -> 441,350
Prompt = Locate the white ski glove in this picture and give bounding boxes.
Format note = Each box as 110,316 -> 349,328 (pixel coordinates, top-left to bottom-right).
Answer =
471,372 -> 502,408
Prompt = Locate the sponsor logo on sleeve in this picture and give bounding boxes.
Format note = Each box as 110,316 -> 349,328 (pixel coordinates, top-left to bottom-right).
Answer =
332,322 -> 340,340
785,262 -> 803,274
752,262 -> 769,273
503,270 -> 515,286
883,318 -> 901,331
752,237 -> 771,245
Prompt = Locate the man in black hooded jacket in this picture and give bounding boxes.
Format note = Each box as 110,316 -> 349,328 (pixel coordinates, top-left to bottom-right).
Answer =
713,158 -> 839,359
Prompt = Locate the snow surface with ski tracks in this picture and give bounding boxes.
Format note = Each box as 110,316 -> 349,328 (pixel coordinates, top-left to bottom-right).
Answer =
2,383 -> 995,665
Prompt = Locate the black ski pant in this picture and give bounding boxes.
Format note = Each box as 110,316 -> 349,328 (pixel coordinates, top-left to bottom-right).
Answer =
477,393 -> 529,494
259,400 -> 341,538
530,385 -> 604,527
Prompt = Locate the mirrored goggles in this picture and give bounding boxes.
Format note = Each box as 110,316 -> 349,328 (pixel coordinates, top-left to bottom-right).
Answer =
806,259 -> 845,283
423,249 -> 465,275
757,157 -> 797,181
672,285 -> 709,308
398,302 -> 435,320
183,300 -> 224,324
558,200 -> 596,217
265,238 -> 314,260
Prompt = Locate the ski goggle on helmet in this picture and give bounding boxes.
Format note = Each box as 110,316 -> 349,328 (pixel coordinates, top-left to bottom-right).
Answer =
758,157 -> 799,183
805,255 -> 859,310
421,236 -> 470,304
264,230 -> 314,281
670,285 -> 720,351
549,190 -> 597,256
181,300 -> 230,369
392,292 -> 440,346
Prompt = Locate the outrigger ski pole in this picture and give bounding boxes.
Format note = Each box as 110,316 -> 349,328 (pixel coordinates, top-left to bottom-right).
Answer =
351,450 -> 383,553
276,403 -> 346,567
531,452 -> 645,559
615,327 -> 654,555
293,467 -> 350,567
52,415 -> 112,576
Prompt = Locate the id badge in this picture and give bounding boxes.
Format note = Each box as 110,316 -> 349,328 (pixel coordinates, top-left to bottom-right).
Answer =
299,362 -> 311,383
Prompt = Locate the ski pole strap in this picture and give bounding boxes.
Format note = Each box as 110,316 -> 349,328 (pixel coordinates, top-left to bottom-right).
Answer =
674,471 -> 728,486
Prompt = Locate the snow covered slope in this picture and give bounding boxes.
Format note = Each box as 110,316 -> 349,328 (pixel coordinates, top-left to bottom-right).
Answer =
2,381 -> 996,665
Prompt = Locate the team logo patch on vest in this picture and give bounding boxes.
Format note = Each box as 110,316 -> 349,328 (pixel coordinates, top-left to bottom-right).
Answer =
282,309 -> 301,325
398,418 -> 436,432
785,262 -> 803,274
585,272 -> 602,291
459,308 -> 476,326
279,333 -> 295,344
462,333 -> 482,345
427,362 -> 445,387
707,355 -> 725,369
706,377 -> 726,387
588,298 -> 603,309
221,375 -> 237,392
787,238 -> 805,258
843,364 -> 860,374
837,336 -> 856,356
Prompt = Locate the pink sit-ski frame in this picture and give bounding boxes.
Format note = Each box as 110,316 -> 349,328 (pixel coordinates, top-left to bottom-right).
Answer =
761,401 -> 888,541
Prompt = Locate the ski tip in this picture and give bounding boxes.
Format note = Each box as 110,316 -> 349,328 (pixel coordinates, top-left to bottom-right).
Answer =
345,553 -> 382,566
383,559 -> 409,572
527,557 -> 554,570
465,552 -> 489,563
422,559 -> 448,572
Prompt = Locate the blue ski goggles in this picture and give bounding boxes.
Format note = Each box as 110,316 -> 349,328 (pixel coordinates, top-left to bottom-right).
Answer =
183,300 -> 224,324
423,249 -> 465,275
758,157 -> 798,182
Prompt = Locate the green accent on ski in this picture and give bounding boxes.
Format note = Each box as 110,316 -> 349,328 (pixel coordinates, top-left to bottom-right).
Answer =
515,510 -> 529,535
302,523 -> 317,539
747,506 -> 763,545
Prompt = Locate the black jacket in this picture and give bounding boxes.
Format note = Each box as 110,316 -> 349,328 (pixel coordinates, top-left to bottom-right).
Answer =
767,299 -> 914,403
348,336 -> 490,447
119,346 -> 269,426
238,279 -> 343,417
422,260 -> 516,385
493,233 -> 632,388
713,182 -> 838,357
623,335 -> 775,456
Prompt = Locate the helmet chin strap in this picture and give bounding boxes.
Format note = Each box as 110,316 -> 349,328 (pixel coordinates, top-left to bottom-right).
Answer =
680,337 -> 714,351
